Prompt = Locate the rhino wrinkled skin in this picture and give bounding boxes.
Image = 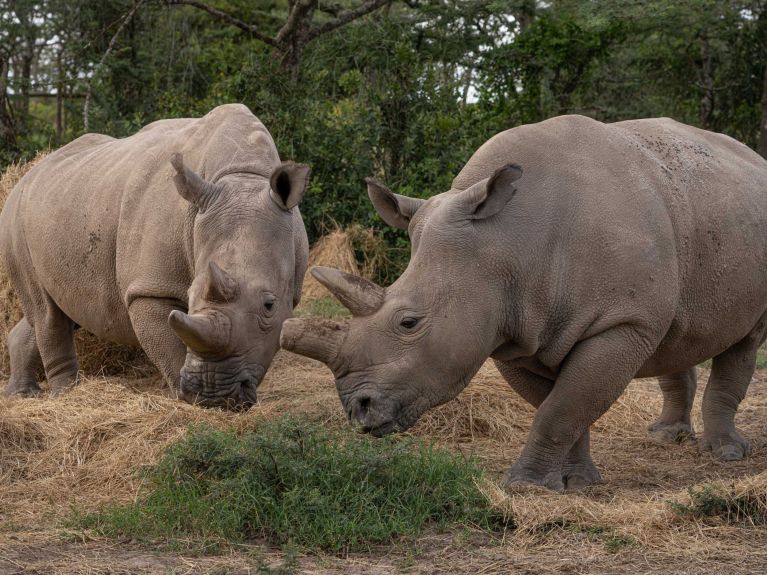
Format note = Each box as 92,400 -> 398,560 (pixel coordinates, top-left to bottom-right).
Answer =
282,115 -> 767,490
0,104 -> 309,410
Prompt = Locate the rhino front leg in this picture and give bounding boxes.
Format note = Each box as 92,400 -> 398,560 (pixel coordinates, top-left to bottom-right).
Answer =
503,326 -> 653,491
4,317 -> 43,397
648,368 -> 697,443
700,315 -> 767,461
493,360 -> 601,490
128,298 -> 186,393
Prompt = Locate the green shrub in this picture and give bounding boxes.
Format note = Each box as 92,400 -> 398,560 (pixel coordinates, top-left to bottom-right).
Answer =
71,417 -> 511,552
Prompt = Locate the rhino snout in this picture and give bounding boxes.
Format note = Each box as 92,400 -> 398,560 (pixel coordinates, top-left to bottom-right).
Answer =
346,394 -> 400,437
179,358 -> 264,411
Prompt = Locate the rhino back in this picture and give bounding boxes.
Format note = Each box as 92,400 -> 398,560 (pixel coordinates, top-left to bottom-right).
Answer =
450,115 -> 767,373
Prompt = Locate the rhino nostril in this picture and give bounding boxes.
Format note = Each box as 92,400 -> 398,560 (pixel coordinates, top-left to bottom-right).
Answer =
350,396 -> 372,424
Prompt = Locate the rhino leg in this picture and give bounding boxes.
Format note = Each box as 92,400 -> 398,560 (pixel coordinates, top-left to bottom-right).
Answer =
494,360 -> 601,491
700,314 -> 767,461
648,368 -> 697,443
501,326 -> 651,492
4,317 -> 43,397
128,297 -> 186,393
33,296 -> 79,396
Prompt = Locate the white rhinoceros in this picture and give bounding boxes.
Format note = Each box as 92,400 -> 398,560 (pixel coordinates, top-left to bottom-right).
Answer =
1,104 -> 309,410
282,115 -> 767,489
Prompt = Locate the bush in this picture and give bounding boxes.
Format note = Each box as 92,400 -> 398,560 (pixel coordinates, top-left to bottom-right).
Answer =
71,417 -> 511,552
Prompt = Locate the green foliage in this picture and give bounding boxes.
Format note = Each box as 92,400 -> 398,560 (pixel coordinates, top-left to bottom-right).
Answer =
4,0 -> 767,281
69,417 -> 511,552
672,484 -> 767,524
295,297 -> 351,320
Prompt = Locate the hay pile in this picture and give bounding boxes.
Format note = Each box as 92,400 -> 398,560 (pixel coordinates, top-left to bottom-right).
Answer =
301,224 -> 391,302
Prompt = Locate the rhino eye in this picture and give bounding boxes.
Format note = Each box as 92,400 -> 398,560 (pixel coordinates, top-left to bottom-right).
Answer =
263,294 -> 276,313
400,317 -> 418,329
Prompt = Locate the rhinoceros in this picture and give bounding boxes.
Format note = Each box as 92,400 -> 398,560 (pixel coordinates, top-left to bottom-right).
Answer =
0,104 -> 309,410
281,115 -> 767,490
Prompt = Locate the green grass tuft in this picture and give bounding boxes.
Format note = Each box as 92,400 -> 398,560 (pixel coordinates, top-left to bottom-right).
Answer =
672,484 -> 766,525
69,417 -> 510,552
295,297 -> 350,320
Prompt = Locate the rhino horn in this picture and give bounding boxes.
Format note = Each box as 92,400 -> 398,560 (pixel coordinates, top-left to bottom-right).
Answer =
204,261 -> 238,303
310,266 -> 384,317
170,152 -> 221,212
280,317 -> 347,366
168,310 -> 229,354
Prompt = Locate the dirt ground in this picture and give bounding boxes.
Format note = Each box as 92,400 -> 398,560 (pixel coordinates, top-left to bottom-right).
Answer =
1,351 -> 766,574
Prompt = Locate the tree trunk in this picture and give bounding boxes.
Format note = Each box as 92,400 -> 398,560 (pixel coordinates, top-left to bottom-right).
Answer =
56,51 -> 64,145
0,55 -> 18,155
758,65 -> 767,159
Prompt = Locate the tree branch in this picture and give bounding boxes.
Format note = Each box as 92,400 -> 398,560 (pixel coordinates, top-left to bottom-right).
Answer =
166,0 -> 278,47
308,0 -> 393,41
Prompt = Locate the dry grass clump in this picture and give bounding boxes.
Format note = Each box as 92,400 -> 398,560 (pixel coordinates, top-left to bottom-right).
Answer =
0,375 -> 263,517
301,228 -> 361,301
345,223 -> 392,281
0,153 -> 153,381
301,223 -> 392,302
413,362 -> 532,444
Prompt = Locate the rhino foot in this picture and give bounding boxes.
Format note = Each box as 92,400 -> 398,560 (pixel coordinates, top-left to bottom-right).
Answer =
561,461 -> 602,490
502,461 -> 601,492
647,420 -> 695,444
49,374 -> 79,398
700,432 -> 750,461
3,379 -> 42,398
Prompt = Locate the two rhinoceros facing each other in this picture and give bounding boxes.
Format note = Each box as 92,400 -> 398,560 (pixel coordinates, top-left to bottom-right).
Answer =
4,108 -> 767,492
0,104 -> 310,411
282,115 -> 767,491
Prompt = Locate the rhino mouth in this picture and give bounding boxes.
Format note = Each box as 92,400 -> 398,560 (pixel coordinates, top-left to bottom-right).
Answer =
178,357 -> 264,411
363,420 -> 402,437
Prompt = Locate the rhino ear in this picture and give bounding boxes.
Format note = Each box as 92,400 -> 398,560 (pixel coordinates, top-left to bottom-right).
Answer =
270,161 -> 311,211
171,153 -> 221,212
366,179 -> 426,231
456,164 -> 523,220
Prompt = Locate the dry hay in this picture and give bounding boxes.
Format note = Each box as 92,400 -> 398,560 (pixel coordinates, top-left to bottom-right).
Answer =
301,228 -> 361,301
0,154 -> 154,381
301,224 -> 391,302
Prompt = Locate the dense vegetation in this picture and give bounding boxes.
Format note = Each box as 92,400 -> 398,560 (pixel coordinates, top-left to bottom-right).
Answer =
3,0 -> 766,276
71,417 -> 510,551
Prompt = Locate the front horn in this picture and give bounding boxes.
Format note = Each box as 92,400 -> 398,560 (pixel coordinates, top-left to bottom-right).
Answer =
310,266 -> 384,317
280,317 -> 347,367
168,310 -> 229,354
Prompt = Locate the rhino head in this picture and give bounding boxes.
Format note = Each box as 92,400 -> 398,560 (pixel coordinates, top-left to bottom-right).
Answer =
281,164 -> 523,433
169,153 -> 309,410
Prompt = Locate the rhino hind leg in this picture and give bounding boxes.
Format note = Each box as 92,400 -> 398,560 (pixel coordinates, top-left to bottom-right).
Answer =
648,368 -> 697,443
4,316 -> 43,397
33,296 -> 79,397
493,360 -> 601,491
699,315 -> 767,461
